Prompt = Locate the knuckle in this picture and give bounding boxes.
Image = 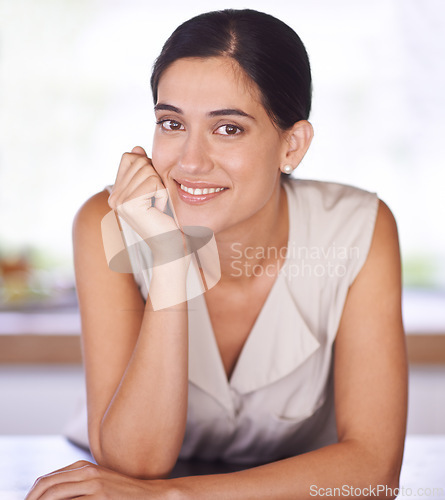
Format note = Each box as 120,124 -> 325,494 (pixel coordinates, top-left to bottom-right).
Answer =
134,160 -> 152,176
74,460 -> 90,467
140,159 -> 153,170
33,474 -> 47,486
83,464 -> 100,478
143,170 -> 161,184
50,482 -> 66,495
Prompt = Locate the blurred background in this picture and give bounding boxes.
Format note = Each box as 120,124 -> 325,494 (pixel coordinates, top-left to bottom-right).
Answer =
0,0 -> 444,437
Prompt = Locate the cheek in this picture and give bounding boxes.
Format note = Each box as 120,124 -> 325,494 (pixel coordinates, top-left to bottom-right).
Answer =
227,139 -> 281,183
151,133 -> 176,173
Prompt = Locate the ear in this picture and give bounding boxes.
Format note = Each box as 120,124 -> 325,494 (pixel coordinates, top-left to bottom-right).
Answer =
280,120 -> 314,172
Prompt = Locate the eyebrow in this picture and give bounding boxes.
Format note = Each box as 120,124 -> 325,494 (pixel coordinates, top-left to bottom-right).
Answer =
154,103 -> 254,120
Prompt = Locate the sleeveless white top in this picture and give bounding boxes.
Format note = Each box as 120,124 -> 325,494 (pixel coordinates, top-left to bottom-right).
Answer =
66,178 -> 378,465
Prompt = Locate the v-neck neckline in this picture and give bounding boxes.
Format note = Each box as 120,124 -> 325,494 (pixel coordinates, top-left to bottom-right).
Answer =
187,179 -> 320,414
190,181 -> 295,369
212,181 -> 294,382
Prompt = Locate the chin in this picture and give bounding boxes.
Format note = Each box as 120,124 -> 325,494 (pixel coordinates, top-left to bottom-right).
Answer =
175,211 -> 219,234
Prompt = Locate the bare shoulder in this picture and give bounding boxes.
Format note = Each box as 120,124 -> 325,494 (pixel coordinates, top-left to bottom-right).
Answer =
373,199 -> 399,245
73,189 -> 111,237
338,198 -> 403,337
357,199 -> 401,287
72,187 -> 144,309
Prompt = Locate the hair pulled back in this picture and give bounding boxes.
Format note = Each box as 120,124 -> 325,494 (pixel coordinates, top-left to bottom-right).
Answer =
150,9 -> 312,130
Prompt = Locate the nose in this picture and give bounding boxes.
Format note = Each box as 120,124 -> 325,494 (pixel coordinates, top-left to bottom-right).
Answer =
177,131 -> 213,175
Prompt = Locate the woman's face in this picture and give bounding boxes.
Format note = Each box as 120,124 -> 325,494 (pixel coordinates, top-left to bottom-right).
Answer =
152,56 -> 288,235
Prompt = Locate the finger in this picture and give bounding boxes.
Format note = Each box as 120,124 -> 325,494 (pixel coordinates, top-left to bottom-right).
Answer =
115,191 -> 153,227
111,152 -> 150,199
113,183 -> 158,219
119,179 -> 167,215
28,479 -> 95,500
110,155 -> 153,201
109,171 -> 155,211
115,190 -> 178,240
25,464 -> 95,500
131,145 -> 147,156
115,149 -> 151,193
46,460 -> 93,474
116,168 -> 160,207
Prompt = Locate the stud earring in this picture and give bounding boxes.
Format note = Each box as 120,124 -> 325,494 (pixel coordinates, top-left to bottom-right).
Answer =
281,164 -> 293,174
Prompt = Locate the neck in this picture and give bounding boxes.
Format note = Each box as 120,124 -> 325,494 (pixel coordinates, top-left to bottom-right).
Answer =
215,182 -> 289,286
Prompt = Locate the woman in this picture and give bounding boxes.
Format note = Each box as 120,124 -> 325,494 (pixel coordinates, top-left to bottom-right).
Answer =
27,9 -> 407,499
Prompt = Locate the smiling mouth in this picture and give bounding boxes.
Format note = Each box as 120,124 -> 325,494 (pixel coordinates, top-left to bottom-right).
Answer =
179,184 -> 227,195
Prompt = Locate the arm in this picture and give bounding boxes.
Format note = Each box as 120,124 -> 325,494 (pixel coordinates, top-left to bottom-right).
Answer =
170,199 -> 408,499
73,174 -> 189,477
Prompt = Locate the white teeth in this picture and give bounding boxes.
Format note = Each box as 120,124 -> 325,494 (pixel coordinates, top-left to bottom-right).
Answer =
180,184 -> 225,195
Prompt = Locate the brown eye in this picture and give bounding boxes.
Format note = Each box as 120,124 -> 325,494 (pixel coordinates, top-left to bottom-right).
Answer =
215,124 -> 243,136
169,120 -> 182,130
225,125 -> 238,135
157,119 -> 184,131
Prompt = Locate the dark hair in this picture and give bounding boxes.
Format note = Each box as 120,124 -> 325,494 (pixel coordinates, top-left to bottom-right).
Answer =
150,9 -> 312,130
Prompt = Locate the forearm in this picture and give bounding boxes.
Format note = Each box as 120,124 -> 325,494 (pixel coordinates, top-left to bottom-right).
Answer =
171,440 -> 400,500
98,262 -> 189,477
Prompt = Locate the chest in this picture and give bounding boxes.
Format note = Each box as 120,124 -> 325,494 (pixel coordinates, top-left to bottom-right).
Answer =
204,275 -> 277,380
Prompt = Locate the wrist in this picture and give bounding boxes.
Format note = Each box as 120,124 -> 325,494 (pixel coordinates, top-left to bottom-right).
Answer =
146,228 -> 190,266
151,257 -> 190,281
164,477 -> 193,500
147,259 -> 189,311
139,478 -> 189,500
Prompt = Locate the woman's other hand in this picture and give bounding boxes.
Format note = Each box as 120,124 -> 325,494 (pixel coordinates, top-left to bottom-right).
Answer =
107,146 -> 180,250
107,146 -> 190,308
25,460 -> 182,500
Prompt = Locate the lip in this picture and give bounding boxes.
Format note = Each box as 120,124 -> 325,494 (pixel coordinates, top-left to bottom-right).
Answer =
174,180 -> 228,204
175,179 -> 228,189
